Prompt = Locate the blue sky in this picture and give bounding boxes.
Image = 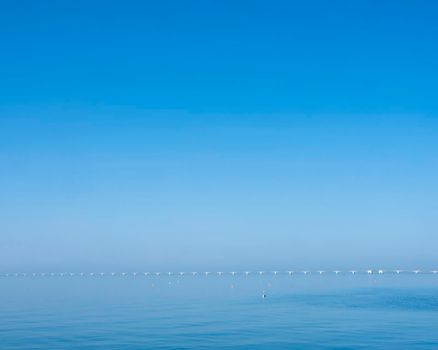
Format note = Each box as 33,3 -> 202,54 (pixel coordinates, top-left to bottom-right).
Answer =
1,1 -> 437,271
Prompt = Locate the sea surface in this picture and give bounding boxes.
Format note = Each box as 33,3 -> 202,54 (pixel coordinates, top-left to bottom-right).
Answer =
1,274 -> 438,349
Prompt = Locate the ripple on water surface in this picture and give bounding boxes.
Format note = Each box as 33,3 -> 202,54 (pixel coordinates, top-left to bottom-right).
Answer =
1,275 -> 438,349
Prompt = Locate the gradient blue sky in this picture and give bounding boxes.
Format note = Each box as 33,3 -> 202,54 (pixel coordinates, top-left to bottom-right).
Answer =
1,1 -> 437,271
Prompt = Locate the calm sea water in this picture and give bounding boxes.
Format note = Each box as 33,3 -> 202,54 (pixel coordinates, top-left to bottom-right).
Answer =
1,274 -> 438,349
